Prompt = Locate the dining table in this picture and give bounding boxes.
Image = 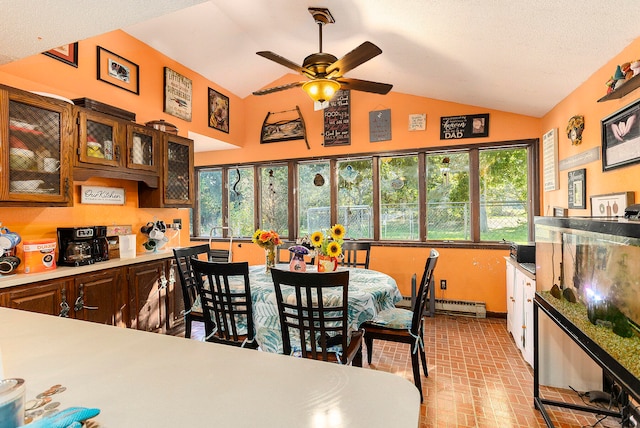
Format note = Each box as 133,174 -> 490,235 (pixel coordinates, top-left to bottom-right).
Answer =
246,264 -> 403,354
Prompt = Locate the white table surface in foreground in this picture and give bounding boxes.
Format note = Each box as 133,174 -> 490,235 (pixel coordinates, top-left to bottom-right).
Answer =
0,308 -> 420,427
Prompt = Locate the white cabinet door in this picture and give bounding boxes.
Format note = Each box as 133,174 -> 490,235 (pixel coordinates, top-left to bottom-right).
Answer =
506,260 -> 517,338
522,276 -> 535,367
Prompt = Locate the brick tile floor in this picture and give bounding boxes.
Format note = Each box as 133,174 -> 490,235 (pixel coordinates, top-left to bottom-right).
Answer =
186,315 -> 626,427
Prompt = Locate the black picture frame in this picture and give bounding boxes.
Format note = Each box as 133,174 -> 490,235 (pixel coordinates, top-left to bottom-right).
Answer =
208,88 -> 229,133
601,99 -> 640,171
440,113 -> 489,140
43,42 -> 78,67
96,46 -> 139,95
568,168 -> 586,209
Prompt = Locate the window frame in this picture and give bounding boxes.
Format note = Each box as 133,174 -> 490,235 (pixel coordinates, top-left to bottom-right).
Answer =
193,138 -> 539,248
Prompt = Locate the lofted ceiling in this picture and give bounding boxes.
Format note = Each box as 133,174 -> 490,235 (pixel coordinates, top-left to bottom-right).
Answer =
2,1 -> 640,118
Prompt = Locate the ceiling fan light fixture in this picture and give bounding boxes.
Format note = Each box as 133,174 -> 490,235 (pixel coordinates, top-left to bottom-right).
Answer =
302,79 -> 340,102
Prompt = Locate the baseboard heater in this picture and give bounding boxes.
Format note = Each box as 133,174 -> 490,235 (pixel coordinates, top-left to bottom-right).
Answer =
399,297 -> 486,318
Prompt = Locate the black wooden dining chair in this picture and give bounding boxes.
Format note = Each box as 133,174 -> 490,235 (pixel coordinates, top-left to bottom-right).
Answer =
173,244 -> 211,339
191,259 -> 258,349
340,240 -> 371,269
270,268 -> 363,366
361,248 -> 439,401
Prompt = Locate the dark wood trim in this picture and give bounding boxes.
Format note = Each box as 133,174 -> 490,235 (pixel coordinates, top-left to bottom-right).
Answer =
418,152 -> 427,242
469,148 -> 480,242
372,155 -> 380,241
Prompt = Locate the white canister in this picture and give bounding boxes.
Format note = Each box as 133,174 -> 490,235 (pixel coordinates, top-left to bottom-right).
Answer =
119,234 -> 137,259
103,140 -> 113,160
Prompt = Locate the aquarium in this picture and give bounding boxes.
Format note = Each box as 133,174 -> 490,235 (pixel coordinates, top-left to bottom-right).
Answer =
535,216 -> 640,393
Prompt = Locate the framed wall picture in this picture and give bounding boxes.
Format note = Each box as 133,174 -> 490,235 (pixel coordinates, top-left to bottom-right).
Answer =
96,46 -> 139,94
601,99 -> 640,171
43,42 -> 78,67
552,207 -> 568,217
590,191 -> 634,218
440,113 -> 489,140
164,67 -> 192,121
567,168 -> 586,209
208,88 -> 229,132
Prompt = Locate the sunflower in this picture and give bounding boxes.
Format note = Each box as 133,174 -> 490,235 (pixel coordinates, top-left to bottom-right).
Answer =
330,224 -> 345,241
326,241 -> 342,258
251,229 -> 262,244
310,231 -> 324,247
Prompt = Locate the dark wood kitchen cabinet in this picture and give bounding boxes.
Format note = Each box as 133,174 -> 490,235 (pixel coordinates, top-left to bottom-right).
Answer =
127,259 -> 170,332
0,278 -> 72,316
72,268 -> 125,327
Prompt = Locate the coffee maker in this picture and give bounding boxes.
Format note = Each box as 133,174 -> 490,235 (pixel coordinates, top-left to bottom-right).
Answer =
57,226 -> 109,266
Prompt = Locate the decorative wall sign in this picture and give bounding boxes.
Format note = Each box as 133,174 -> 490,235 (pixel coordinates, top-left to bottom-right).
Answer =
163,67 -> 192,121
261,106 -> 309,149
590,191 -> 634,218
543,128 -> 559,191
97,46 -> 139,94
208,88 -> 229,133
80,186 -> 125,205
43,42 -> 78,67
323,89 -> 350,146
567,168 -> 586,209
558,147 -> 600,171
440,113 -> 489,140
408,114 -> 426,131
369,109 -> 391,142
601,99 -> 640,171
553,207 -> 568,217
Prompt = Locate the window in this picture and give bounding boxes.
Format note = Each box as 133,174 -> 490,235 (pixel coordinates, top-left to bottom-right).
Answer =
228,166 -> 255,237
260,165 -> 288,236
479,147 -> 529,242
379,155 -> 419,240
298,161 -> 331,236
426,152 -> 470,240
337,159 -> 373,239
194,139 -> 538,245
198,168 -> 223,236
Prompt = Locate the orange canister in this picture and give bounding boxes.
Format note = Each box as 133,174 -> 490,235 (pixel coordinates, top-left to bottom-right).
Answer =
22,239 -> 56,273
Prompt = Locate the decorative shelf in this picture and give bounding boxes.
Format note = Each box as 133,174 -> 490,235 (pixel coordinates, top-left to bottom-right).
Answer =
597,73 -> 640,102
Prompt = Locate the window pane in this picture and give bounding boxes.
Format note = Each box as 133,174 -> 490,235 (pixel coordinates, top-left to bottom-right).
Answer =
260,165 -> 289,236
337,159 -> 373,239
198,169 -> 223,236
426,153 -> 470,240
379,155 -> 419,240
479,148 -> 529,242
298,161 -> 331,236
228,167 -> 255,237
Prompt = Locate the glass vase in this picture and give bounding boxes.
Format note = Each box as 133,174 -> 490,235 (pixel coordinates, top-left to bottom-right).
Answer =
265,248 -> 276,273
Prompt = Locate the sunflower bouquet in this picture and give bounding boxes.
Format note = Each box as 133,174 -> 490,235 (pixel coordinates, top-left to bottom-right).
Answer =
310,224 -> 346,258
252,229 -> 282,272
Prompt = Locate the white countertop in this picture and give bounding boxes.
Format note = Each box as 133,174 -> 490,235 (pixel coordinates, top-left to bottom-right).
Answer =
0,250 -> 175,289
0,307 -> 420,427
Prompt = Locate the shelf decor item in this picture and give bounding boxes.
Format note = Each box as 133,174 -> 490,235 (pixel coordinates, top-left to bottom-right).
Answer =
601,99 -> 640,171
97,46 -> 139,94
288,245 -> 309,272
310,224 -> 345,272
252,229 -> 282,273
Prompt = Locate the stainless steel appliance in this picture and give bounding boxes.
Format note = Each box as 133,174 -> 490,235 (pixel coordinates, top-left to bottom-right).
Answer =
57,226 -> 109,266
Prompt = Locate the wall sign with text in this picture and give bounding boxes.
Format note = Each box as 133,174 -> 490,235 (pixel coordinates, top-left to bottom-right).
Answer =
440,113 -> 489,140
80,186 -> 125,205
323,90 -> 350,146
369,109 -> 391,142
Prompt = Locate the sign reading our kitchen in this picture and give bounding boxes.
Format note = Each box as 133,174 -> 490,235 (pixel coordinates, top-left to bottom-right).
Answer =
440,113 -> 489,140
323,89 -> 350,146
81,186 -> 125,205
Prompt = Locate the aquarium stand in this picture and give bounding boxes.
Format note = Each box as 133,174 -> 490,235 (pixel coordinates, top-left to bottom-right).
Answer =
534,295 -> 637,427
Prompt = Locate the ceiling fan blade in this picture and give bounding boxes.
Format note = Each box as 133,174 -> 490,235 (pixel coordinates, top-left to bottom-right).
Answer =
256,51 -> 316,77
252,81 -> 305,96
337,77 -> 393,95
326,41 -> 382,77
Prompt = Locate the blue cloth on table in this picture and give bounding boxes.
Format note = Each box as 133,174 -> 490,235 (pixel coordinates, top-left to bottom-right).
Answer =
27,407 -> 100,428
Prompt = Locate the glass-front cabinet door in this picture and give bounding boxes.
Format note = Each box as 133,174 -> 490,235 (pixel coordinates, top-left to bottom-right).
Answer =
2,88 -> 72,203
164,135 -> 193,205
126,125 -> 158,173
77,110 -> 121,168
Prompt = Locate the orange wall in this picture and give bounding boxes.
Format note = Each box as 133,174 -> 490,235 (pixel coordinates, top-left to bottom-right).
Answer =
540,37 -> 640,213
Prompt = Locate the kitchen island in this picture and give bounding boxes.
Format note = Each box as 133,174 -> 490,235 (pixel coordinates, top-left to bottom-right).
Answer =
0,307 -> 420,427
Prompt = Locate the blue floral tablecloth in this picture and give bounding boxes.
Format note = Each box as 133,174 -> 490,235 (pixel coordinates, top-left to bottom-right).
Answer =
247,264 -> 402,354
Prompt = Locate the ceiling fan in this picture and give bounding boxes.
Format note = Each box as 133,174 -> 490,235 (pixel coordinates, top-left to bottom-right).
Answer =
252,7 -> 393,103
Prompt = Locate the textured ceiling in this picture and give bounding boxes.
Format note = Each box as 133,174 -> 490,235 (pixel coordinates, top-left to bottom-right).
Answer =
3,1 -> 640,119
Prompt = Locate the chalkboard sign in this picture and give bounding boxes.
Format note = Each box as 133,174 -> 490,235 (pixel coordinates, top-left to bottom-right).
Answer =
369,109 -> 391,142
568,168 -> 586,209
440,113 -> 489,140
324,90 -> 350,146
